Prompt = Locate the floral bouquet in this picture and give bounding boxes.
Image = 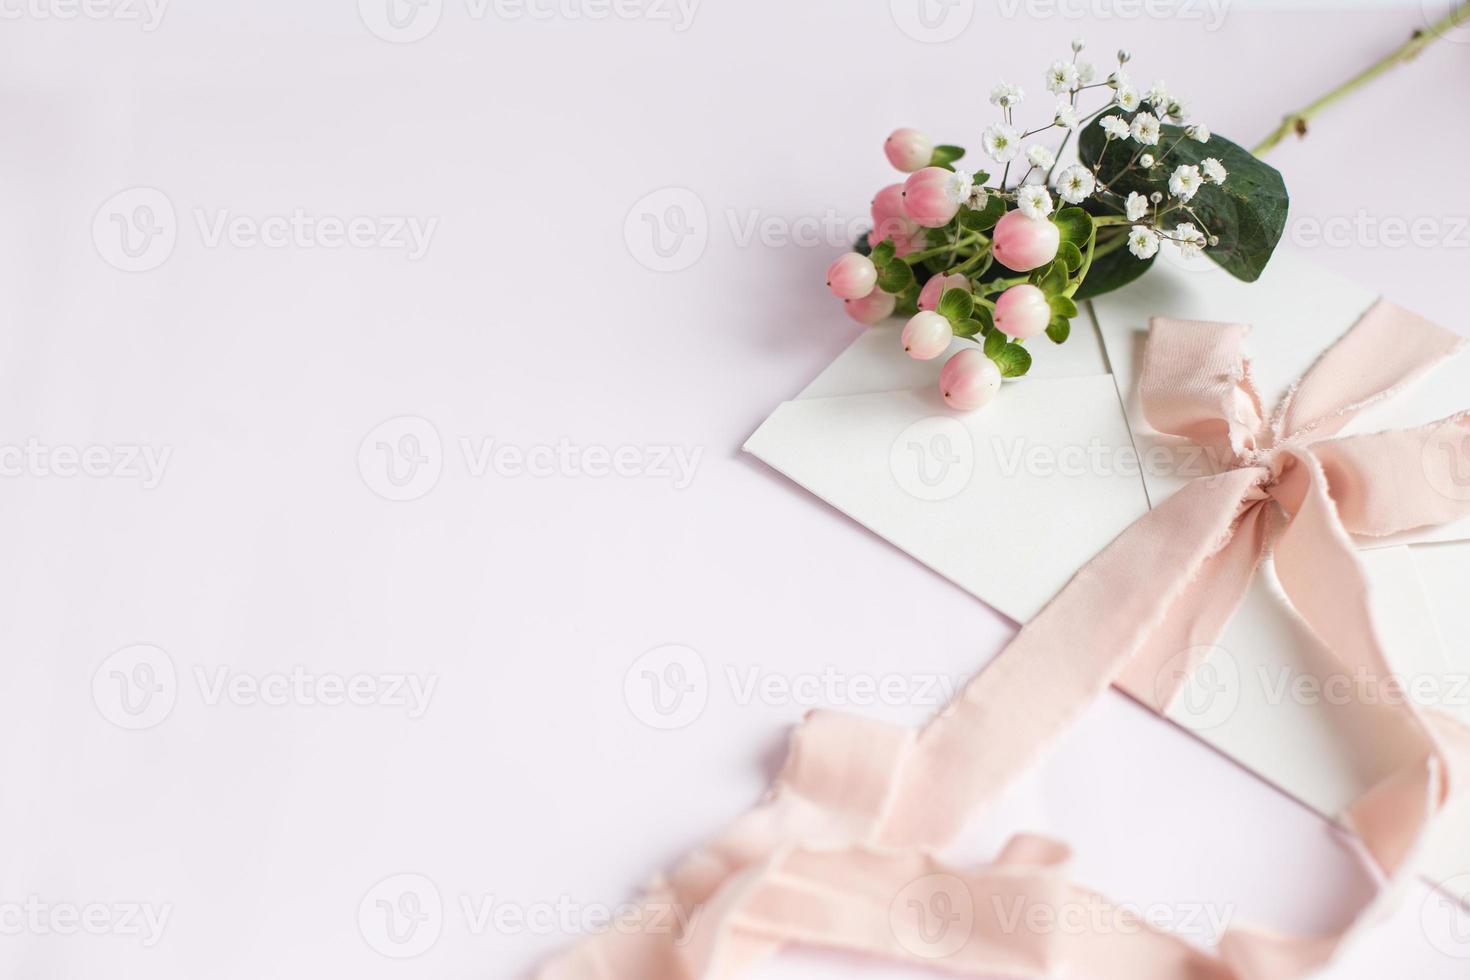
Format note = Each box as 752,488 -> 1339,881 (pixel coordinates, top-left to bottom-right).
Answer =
825,40 -> 1288,410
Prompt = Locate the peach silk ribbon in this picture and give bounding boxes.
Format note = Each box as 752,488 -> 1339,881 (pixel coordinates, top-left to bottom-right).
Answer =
541,301 -> 1470,980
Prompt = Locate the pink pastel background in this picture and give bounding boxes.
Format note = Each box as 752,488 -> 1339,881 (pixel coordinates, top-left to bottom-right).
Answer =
0,1 -> 1467,977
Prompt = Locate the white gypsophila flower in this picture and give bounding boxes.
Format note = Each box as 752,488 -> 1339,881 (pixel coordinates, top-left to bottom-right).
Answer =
1139,153 -> 1155,168
968,186 -> 990,211
1201,158 -> 1228,184
1173,222 -> 1206,259
1116,86 -> 1140,112
1100,116 -> 1130,140
989,82 -> 1025,109
1056,164 -> 1096,204
1046,61 -> 1080,95
1145,80 -> 1170,107
1165,100 -> 1189,123
1108,69 -> 1130,90
1128,225 -> 1160,259
1077,62 -> 1096,85
945,168 -> 976,206
1054,102 -> 1080,129
1130,112 -> 1161,146
1125,191 -> 1148,221
1168,164 -> 1202,201
1017,184 -> 1055,219
982,122 -> 1022,162
1026,144 -> 1056,169
1072,36 -> 1086,52
1187,124 -> 1211,143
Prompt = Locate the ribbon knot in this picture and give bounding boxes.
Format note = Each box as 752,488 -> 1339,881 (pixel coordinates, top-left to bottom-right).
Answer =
542,299 -> 1470,980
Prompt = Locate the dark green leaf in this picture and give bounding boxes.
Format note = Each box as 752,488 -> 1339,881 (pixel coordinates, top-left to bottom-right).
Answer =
953,318 -> 984,339
973,304 -> 995,333
869,239 -> 896,268
992,343 -> 1033,378
936,288 -> 974,323
1079,108 -> 1288,282
1073,235 -> 1155,300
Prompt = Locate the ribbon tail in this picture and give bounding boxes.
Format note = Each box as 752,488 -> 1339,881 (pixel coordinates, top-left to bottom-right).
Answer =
873,467 -> 1265,850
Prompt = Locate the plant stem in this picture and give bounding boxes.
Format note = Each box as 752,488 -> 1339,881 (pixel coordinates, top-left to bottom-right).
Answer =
1253,1 -> 1470,155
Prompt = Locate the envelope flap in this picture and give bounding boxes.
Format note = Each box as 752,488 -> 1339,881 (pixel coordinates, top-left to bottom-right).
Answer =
744,377 -> 1149,622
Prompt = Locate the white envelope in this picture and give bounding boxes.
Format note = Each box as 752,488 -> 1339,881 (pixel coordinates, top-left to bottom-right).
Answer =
743,248 -> 1470,888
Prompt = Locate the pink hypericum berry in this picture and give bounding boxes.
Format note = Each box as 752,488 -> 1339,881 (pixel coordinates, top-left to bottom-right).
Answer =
826,253 -> 878,300
993,283 -> 1052,340
918,273 -> 971,312
940,349 -> 1003,411
844,287 -> 897,325
871,183 -> 920,244
901,311 -> 953,360
902,167 -> 960,229
884,128 -> 934,173
991,210 -> 1061,272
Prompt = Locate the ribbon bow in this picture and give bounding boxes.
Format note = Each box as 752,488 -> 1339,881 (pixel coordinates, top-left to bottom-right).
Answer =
541,301 -> 1470,980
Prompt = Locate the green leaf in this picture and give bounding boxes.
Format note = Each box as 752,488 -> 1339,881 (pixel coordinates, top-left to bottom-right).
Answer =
936,288 -> 974,323
1079,108 -> 1288,282
992,343 -> 1033,378
893,280 -> 923,319
953,318 -> 984,339
1053,207 -> 1093,249
1046,316 -> 1071,344
930,145 -> 966,169
869,239 -> 896,268
959,193 -> 1006,232
1036,261 -> 1069,296
877,260 -> 914,294
1048,294 -> 1078,319
983,329 -> 1007,359
1057,241 -> 1084,272
973,304 -> 995,333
